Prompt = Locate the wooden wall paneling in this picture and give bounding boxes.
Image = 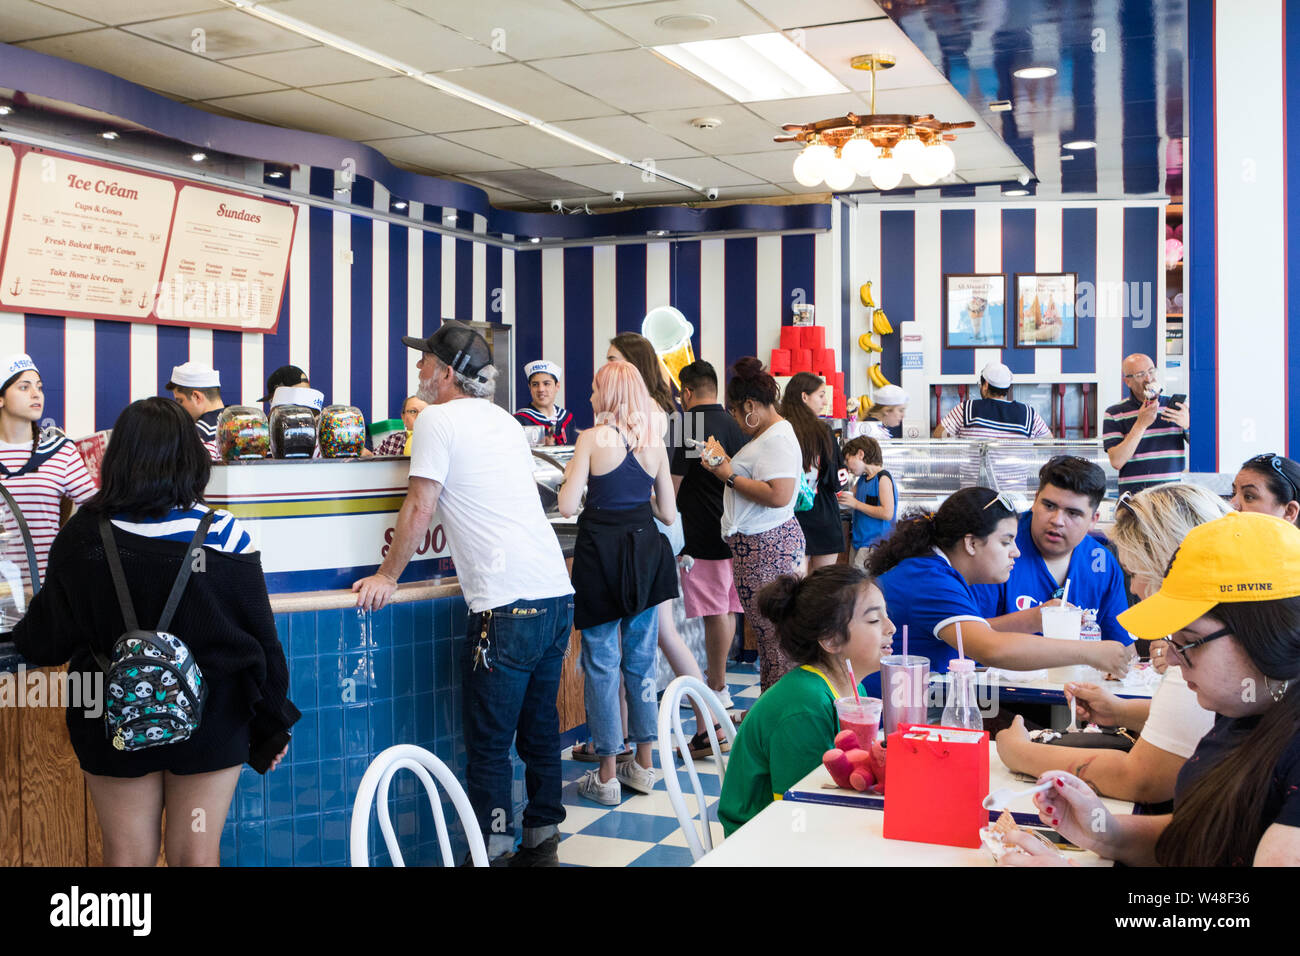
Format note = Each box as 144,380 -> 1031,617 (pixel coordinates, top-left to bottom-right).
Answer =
0,698 -> 20,866
18,666 -> 86,865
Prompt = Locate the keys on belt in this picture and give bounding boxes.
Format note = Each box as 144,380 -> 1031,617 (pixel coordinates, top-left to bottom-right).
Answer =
472,609 -> 493,672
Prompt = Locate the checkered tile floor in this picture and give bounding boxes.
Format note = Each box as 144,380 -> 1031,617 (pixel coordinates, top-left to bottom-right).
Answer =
554,662 -> 759,867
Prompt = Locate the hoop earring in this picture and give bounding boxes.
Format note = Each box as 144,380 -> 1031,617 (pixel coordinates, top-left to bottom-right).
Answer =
744,411 -> 759,429
1267,677 -> 1291,703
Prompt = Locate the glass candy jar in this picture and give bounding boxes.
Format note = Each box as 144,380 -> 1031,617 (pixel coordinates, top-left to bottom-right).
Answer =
318,404 -> 366,458
216,406 -> 269,461
270,404 -> 318,458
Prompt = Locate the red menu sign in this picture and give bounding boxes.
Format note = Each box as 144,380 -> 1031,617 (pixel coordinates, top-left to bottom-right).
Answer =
0,141 -> 296,333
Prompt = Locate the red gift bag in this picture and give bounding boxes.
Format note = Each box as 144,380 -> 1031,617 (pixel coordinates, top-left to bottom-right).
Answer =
833,393 -> 847,419
813,349 -> 836,376
770,348 -> 792,375
882,726 -> 989,848
791,348 -> 813,373
801,325 -> 825,350
779,326 -> 802,351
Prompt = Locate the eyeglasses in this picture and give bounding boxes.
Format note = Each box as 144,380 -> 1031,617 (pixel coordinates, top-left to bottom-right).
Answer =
1163,625 -> 1232,668
1116,490 -> 1138,517
1124,368 -> 1158,381
982,490 -> 1018,514
1244,453 -> 1298,503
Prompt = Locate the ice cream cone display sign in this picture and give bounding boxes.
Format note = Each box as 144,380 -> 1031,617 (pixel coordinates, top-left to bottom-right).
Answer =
642,306 -> 695,388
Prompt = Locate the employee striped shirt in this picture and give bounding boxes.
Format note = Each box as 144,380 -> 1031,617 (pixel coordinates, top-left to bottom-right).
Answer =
110,504 -> 254,554
196,408 -> 222,462
0,435 -> 99,584
940,397 -> 1050,493
1103,395 -> 1187,492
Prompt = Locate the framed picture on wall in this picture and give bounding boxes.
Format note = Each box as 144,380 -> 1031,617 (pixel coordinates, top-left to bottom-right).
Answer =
943,273 -> 1006,348
1014,273 -> 1078,348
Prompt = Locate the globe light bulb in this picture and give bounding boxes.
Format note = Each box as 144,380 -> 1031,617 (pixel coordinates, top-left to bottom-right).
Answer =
823,154 -> 856,191
840,135 -> 875,176
923,141 -> 956,180
893,131 -> 924,171
792,146 -> 826,187
909,163 -> 940,187
869,148 -> 903,191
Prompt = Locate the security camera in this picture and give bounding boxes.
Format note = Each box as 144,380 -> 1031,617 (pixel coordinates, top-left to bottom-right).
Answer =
612,191 -> 625,204
706,187 -> 719,201
1016,172 -> 1031,186
549,199 -> 564,212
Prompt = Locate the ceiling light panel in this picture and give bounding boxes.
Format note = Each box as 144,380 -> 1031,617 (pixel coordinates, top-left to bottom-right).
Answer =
654,33 -> 849,102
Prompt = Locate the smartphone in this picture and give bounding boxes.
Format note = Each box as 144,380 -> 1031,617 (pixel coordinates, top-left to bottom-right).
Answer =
249,729 -> 292,774
1168,393 -> 1186,410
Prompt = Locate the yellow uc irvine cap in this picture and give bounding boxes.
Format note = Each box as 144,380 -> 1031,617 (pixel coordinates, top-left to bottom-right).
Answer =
1118,511 -> 1300,640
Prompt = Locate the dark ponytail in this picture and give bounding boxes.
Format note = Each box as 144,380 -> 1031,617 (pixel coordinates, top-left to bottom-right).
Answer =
868,487 -> 1015,576
758,565 -> 875,668
1155,595 -> 1300,866
726,356 -> 779,411
780,372 -> 834,474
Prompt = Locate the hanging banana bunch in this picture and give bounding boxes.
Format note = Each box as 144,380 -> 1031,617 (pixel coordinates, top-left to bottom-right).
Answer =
868,364 -> 894,388
859,281 -> 876,309
857,333 -> 882,353
872,308 -> 893,335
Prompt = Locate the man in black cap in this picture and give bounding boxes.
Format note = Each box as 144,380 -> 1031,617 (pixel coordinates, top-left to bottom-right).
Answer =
259,364 -> 310,403
353,322 -> 574,866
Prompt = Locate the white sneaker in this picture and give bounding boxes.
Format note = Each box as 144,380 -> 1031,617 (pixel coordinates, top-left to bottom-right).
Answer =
679,686 -> 734,712
616,759 -> 658,795
576,768 -> 621,806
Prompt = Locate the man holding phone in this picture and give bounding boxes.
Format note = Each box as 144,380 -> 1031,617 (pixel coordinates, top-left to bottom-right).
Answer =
1103,353 -> 1190,493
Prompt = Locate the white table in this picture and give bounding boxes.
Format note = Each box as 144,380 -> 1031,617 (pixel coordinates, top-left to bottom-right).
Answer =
694,799 -> 1113,867
782,742 -> 1134,826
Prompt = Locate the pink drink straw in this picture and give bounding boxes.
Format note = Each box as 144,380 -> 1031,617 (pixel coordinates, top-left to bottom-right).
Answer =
902,624 -> 909,660
956,621 -> 965,660
846,659 -> 860,703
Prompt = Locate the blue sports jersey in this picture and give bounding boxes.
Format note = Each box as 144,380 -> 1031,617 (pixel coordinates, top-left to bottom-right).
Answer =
866,551 -> 987,695
971,511 -> 1133,645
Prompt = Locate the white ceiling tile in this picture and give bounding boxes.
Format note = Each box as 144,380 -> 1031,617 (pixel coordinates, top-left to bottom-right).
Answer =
203,88 -> 419,140
0,1 -> 100,41
460,168 -> 594,200
859,83 -> 982,122
539,163 -> 672,195
309,77 -> 511,134
635,104 -> 787,155
553,115 -> 700,161
122,10 -> 315,59
643,155 -> 764,187
571,0 -> 667,8
395,0 -> 636,59
265,0 -> 508,71
530,48 -> 730,113
743,92 -> 871,126
588,0 -> 772,45
955,166 -> 1027,184
742,0 -> 886,30
718,149 -> 814,182
222,47 -> 393,86
442,125 -> 605,167
19,30 -> 287,99
948,131 -> 1024,171
434,64 -> 619,122
365,135 -> 523,173
34,0 -> 222,24
799,20 -> 951,93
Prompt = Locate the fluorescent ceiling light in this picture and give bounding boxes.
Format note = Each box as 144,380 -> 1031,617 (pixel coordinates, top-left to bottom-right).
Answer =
190,152 -> 206,162
1063,139 -> 1097,150
1003,189 -> 1029,196
654,33 -> 848,102
1013,66 -> 1057,79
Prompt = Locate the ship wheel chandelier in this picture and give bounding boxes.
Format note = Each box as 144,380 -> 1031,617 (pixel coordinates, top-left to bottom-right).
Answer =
777,53 -> 975,192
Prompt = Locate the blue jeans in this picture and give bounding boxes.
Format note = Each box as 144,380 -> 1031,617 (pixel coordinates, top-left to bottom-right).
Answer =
580,605 -> 659,756
462,594 -> 573,854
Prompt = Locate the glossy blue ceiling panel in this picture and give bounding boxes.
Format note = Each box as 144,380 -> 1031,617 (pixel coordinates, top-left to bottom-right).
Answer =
881,0 -> 1186,197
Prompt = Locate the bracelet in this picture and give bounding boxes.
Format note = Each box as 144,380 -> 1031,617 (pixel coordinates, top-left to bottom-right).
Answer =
376,570 -> 398,585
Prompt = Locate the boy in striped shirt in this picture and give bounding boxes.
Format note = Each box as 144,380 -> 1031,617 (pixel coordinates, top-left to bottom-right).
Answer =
167,361 -> 224,462
1103,353 -> 1189,493
933,361 -> 1050,492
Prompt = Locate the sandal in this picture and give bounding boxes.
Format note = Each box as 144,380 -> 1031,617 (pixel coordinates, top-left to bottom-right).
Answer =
688,726 -> 733,759
570,740 -> 633,763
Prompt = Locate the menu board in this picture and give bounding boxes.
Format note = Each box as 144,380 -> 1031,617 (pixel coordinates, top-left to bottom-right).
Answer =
0,142 -> 296,333
153,185 -> 296,332
0,151 -> 173,319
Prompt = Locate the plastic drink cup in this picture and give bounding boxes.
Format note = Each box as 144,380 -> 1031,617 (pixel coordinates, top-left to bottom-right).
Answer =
1041,605 -> 1086,683
834,696 -> 882,750
880,655 -> 929,736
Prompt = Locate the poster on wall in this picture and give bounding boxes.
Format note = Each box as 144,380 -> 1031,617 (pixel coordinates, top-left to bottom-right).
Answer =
0,144 -> 14,253
153,184 -> 297,332
1014,272 -> 1078,348
943,273 -> 1006,348
0,150 -> 174,320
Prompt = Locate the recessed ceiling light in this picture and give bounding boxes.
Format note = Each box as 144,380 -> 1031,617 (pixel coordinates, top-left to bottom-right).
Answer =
1003,188 -> 1030,196
1013,66 -> 1057,79
267,170 -> 285,179
0,106 -> 12,116
529,237 -> 541,244
392,200 -> 408,210
1063,139 -> 1097,150
444,213 -> 457,223
1059,154 -> 1075,161
100,131 -> 119,140
190,152 -> 206,162
655,14 -> 717,31
989,100 -> 1012,112
654,33 -> 848,102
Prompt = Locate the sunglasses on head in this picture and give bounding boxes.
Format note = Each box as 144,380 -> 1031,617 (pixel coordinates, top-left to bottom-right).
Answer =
1245,453 -> 1299,502
982,490 -> 1017,514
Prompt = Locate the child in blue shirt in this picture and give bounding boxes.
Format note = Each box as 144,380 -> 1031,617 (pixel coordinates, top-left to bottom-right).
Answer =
838,436 -> 897,569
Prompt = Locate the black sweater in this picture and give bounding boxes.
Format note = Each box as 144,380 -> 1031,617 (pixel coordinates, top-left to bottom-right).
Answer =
12,509 -> 299,752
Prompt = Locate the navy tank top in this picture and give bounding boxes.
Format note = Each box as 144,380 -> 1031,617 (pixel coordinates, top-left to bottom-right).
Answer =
585,429 -> 654,510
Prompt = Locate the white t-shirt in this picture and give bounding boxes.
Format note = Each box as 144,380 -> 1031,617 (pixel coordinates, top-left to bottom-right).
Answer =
1138,665 -> 1216,759
408,398 -> 573,613
721,419 -> 802,537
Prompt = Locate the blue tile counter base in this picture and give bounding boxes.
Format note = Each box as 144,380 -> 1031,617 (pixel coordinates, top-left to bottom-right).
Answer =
222,594 -> 544,867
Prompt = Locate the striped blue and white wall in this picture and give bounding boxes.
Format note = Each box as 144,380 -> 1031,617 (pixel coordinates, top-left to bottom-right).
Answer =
1188,0 -> 1297,470
847,199 -> 1165,424
0,176 -> 841,437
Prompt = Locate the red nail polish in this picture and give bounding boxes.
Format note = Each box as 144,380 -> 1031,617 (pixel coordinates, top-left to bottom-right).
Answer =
1045,805 -> 1055,815
1052,817 -> 1060,826
1055,777 -> 1065,787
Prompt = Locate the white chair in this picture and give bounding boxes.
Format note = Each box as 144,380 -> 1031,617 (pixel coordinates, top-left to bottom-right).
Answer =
350,744 -> 488,867
657,676 -> 737,862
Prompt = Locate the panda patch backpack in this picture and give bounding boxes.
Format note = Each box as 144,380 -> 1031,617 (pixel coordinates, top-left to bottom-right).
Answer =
91,513 -> 213,752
